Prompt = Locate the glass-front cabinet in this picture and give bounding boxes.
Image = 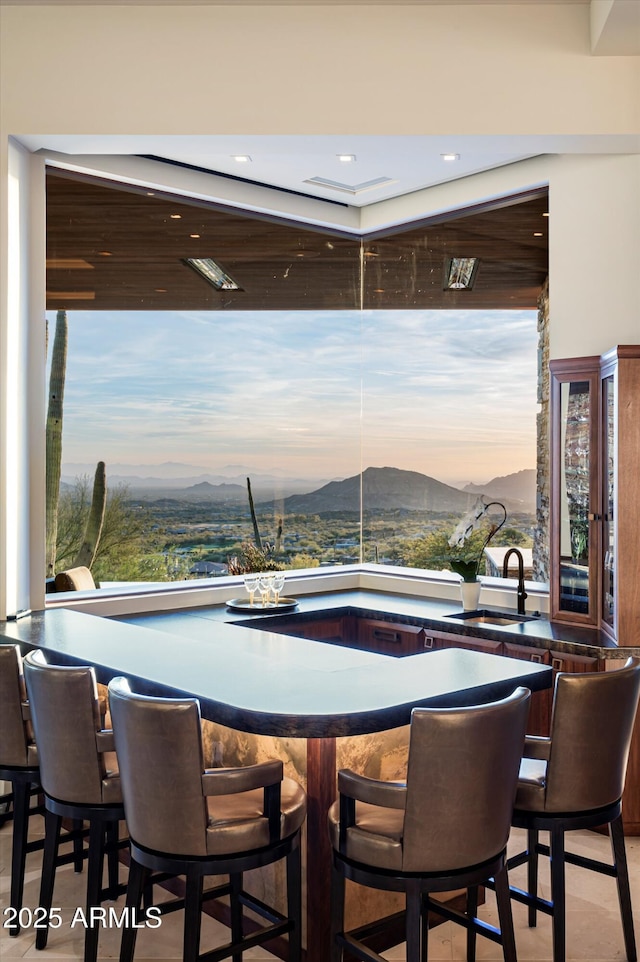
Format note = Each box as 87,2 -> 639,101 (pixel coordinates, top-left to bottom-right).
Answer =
550,346 -> 640,645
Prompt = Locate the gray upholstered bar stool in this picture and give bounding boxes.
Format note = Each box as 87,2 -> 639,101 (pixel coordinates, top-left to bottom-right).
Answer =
328,687 -> 531,962
108,675 -> 307,962
507,656 -> 640,962
0,644 -> 44,936
0,645 -> 86,937
23,649 -> 127,962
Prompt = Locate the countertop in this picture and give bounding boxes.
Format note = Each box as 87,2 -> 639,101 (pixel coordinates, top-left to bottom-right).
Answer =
115,588 -> 623,657
0,594 -> 554,737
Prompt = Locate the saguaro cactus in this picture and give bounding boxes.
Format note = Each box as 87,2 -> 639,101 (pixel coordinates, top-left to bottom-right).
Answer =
74,461 -> 106,570
246,477 -> 263,551
45,310 -> 67,577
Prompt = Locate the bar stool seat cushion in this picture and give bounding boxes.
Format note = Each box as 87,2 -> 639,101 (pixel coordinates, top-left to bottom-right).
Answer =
205,777 -> 306,856
328,799 -> 404,870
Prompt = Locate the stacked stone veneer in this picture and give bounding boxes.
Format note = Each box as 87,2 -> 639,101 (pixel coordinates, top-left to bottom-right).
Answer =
534,277 -> 550,581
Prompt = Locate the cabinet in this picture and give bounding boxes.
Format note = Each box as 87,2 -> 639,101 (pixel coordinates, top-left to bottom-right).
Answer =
503,642 -> 552,736
550,346 -> 640,645
356,619 -> 424,656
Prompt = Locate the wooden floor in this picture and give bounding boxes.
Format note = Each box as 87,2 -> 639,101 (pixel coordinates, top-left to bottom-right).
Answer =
1,815 -> 639,960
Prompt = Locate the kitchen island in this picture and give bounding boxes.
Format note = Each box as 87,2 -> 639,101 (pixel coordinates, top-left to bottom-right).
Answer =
1,595 -> 554,962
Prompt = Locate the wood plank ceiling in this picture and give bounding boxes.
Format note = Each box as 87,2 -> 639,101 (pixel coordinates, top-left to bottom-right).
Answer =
46,170 -> 548,312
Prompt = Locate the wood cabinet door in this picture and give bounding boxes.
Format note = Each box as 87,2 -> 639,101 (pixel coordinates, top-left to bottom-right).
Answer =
503,641 -> 552,736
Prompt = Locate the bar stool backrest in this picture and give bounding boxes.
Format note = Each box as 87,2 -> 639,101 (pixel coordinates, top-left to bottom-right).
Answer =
402,687 -> 530,873
0,645 -> 32,768
23,650 -> 106,805
108,677 -> 209,856
544,656 -> 640,813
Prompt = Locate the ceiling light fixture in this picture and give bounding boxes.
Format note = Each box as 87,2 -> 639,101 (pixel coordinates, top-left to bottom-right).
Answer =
232,155 -> 251,163
183,257 -> 241,291
170,213 -> 182,219
337,154 -> 356,163
441,153 -> 460,162
190,233 -> 201,239
444,256 -> 479,290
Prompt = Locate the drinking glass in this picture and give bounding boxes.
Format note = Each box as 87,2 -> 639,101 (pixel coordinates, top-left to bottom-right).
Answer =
243,573 -> 259,606
271,573 -> 285,606
258,572 -> 275,607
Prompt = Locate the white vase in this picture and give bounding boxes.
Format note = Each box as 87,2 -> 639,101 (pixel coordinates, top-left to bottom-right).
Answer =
460,580 -> 481,611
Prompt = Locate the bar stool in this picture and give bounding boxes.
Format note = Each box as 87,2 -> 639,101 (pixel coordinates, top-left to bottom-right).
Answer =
23,649 -> 127,962
108,675 -> 307,962
507,656 -> 640,962
328,687 -> 531,962
0,644 -> 44,936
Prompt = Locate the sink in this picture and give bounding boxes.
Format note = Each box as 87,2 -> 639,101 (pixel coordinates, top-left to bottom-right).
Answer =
445,609 -> 535,626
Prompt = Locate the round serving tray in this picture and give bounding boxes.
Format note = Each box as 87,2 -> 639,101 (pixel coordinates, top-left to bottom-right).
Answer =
226,597 -> 298,613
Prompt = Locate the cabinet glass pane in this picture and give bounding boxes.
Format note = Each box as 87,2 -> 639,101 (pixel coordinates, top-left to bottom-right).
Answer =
602,374 -> 615,628
558,380 -> 590,615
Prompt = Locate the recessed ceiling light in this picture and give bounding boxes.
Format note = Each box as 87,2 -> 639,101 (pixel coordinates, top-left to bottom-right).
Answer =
543,212 -> 550,217
155,288 -> 167,293
444,256 -> 479,290
183,257 -> 241,291
441,153 -> 460,162
190,233 -> 201,239
337,154 -> 356,163
170,214 -> 182,220
533,232 -> 543,237
232,155 -> 251,163
146,191 -> 155,196
98,251 -> 112,257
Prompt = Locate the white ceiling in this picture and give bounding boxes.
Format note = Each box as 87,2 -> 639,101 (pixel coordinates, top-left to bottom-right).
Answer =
20,133 -> 639,215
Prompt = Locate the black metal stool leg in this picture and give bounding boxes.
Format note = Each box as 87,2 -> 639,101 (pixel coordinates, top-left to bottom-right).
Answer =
466,885 -> 479,962
494,864 -> 518,962
36,808 -> 62,949
230,872 -> 243,962
183,872 -> 203,962
329,857 -> 345,962
119,857 -> 146,962
8,780 -> 31,937
73,818 -> 84,872
83,819 -> 106,962
405,881 -> 423,962
549,823 -> 566,962
286,839 -> 302,962
527,826 -> 539,928
610,813 -> 638,962
106,819 -> 120,899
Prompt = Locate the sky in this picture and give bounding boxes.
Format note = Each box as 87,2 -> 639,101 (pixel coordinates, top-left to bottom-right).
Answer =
47,307 -> 538,487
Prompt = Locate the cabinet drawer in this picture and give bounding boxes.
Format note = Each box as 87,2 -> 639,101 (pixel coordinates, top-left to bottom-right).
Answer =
356,619 -> 424,656
549,649 -> 600,674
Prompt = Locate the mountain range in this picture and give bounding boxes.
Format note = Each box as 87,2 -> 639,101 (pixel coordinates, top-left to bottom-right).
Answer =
277,466 -> 535,515
61,463 -> 536,513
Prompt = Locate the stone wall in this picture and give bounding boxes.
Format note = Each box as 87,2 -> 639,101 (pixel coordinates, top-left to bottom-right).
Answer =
534,276 -> 550,581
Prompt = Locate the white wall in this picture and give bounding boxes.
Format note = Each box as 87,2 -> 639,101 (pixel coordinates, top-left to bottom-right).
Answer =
1,4 -> 638,136
549,153 -> 640,358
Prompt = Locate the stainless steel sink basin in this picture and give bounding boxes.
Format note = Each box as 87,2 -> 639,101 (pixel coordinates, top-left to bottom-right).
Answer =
445,609 -> 534,626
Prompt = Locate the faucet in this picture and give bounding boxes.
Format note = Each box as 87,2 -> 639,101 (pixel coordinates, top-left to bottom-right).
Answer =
502,547 -> 528,615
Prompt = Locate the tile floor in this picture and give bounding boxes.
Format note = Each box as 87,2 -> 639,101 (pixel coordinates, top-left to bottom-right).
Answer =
1,813 -> 639,960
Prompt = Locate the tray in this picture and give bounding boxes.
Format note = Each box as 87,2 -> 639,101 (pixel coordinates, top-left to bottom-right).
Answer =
226,597 -> 298,613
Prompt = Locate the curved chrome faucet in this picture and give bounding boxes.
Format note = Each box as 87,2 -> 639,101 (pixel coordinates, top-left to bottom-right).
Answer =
502,547 -> 528,615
